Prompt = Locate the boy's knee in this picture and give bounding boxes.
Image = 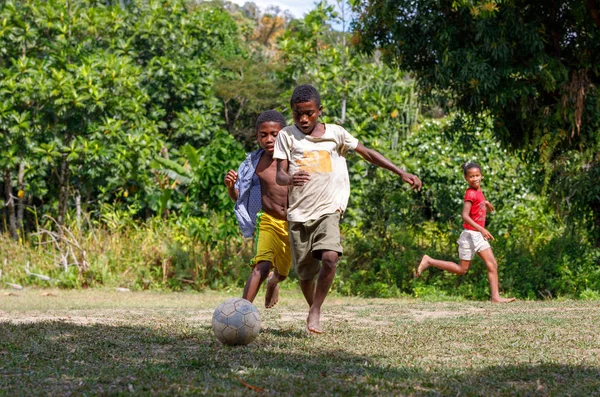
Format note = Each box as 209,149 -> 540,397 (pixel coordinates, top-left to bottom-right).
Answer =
253,262 -> 271,277
457,267 -> 469,276
320,254 -> 338,271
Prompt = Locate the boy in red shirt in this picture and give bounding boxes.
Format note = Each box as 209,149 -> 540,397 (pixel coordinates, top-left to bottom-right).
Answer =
416,162 -> 515,303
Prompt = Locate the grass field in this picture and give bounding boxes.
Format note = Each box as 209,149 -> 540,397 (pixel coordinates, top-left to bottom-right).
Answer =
1,289 -> 599,396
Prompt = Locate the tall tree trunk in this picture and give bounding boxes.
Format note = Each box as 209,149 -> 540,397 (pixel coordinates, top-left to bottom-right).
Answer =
75,190 -> 81,230
3,169 -> 18,240
17,162 -> 25,233
57,156 -> 70,229
593,202 -> 600,248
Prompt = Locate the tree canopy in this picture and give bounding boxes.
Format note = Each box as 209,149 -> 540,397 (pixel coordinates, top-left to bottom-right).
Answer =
351,0 -> 600,243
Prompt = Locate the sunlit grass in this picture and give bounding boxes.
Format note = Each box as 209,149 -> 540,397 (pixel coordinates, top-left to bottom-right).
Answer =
1,289 -> 599,395
0,220 -> 252,291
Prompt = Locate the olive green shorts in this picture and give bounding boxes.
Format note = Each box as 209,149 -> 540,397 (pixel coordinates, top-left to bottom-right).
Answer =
288,212 -> 342,281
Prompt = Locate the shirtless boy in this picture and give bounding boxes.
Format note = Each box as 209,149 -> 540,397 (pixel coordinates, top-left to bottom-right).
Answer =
224,110 -> 290,308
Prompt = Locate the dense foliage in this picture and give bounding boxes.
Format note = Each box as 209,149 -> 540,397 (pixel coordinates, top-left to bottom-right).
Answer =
0,0 -> 242,236
340,118 -> 600,300
351,0 -> 600,246
0,0 -> 598,300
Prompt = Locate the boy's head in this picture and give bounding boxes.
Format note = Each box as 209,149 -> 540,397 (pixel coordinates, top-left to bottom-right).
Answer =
255,110 -> 286,154
461,161 -> 481,176
290,84 -> 322,135
462,162 -> 482,190
290,84 -> 321,108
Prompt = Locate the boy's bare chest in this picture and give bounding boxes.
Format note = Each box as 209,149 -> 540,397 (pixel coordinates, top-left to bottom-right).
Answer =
255,156 -> 287,214
255,157 -> 286,196
255,156 -> 276,180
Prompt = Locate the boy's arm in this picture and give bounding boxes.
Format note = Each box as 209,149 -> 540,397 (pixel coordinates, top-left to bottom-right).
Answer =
224,170 -> 239,202
276,159 -> 310,187
354,143 -> 422,191
276,159 -> 292,186
461,201 -> 494,240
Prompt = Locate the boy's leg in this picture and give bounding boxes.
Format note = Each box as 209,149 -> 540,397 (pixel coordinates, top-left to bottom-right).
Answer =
242,261 -> 271,303
265,217 -> 291,308
477,249 -> 515,303
289,213 -> 340,333
306,250 -> 338,334
289,220 -> 317,307
299,278 -> 316,307
265,268 -> 286,308
417,254 -> 471,276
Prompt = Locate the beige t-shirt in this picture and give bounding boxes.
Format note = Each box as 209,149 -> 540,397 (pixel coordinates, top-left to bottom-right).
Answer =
273,124 -> 359,222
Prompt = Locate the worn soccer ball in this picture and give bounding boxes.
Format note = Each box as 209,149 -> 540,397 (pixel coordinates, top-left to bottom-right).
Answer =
212,298 -> 261,345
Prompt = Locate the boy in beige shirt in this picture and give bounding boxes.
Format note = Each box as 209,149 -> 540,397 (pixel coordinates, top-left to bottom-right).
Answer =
274,84 -> 422,334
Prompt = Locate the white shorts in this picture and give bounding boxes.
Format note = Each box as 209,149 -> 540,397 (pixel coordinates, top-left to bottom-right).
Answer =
457,230 -> 491,261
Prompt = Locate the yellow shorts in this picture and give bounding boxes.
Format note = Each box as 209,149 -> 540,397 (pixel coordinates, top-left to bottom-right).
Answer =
251,211 -> 292,277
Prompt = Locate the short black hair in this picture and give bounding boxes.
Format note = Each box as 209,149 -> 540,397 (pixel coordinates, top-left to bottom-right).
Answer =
255,110 -> 286,131
290,84 -> 321,108
461,161 -> 481,176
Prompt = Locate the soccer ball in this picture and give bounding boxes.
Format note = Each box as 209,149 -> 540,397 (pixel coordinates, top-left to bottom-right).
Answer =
212,298 -> 261,345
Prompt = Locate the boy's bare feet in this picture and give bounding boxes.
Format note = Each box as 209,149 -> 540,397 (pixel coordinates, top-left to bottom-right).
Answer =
415,255 -> 430,277
265,273 -> 279,309
306,307 -> 324,334
491,297 -> 516,303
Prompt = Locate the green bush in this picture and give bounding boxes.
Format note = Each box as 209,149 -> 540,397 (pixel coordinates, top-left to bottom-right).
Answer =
337,116 -> 600,300
0,207 -> 253,291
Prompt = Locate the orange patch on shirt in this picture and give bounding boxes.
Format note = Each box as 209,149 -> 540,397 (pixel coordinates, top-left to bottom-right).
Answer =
297,150 -> 332,173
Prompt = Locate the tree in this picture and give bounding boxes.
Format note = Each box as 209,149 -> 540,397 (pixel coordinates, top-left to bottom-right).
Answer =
1,0 -> 247,231
0,0 -> 160,230
210,3 -> 291,146
253,6 -> 291,47
121,0 -> 241,148
213,54 -> 285,144
351,0 -> 600,244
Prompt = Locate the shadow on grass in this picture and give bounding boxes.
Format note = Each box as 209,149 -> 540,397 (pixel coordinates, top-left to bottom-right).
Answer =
261,327 -> 306,338
1,320 -> 598,395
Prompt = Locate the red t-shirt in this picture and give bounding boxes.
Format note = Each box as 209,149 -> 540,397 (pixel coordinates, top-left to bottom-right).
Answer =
463,188 -> 486,230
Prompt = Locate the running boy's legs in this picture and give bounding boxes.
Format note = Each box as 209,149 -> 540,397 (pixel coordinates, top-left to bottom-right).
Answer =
299,278 -> 316,307
417,255 -> 471,276
243,261 -> 289,304
290,213 -> 341,334
305,250 -> 337,333
477,248 -> 515,303
245,211 -> 291,306
242,261 -> 271,302
265,266 -> 286,308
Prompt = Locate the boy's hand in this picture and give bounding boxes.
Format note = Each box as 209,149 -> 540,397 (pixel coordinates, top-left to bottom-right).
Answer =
224,170 -> 238,188
402,172 -> 422,191
485,201 -> 495,212
292,170 -> 311,187
481,228 -> 494,241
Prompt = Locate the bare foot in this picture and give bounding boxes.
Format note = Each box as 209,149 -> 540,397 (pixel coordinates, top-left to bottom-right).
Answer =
306,307 -> 324,335
265,273 -> 280,309
491,297 -> 516,303
415,255 -> 430,277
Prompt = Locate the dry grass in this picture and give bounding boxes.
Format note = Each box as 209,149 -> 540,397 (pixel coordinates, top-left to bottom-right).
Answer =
1,289 -> 599,396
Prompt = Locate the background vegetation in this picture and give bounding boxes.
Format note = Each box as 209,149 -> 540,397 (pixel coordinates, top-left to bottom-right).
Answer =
1,0 -> 598,300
